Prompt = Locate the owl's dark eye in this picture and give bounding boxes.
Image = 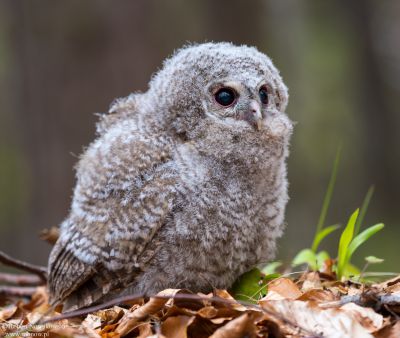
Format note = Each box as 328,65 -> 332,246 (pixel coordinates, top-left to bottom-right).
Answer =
215,88 -> 236,107
259,87 -> 269,105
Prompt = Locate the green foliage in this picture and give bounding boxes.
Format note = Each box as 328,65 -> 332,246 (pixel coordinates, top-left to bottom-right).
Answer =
261,261 -> 282,275
336,209 -> 359,278
311,224 -> 340,253
347,223 -> 384,262
292,249 -> 332,271
230,268 -> 265,303
291,149 -> 385,281
336,210 -> 384,279
342,262 -> 361,278
364,256 -> 384,264
233,150 -> 386,298
231,268 -> 280,303
292,249 -> 318,270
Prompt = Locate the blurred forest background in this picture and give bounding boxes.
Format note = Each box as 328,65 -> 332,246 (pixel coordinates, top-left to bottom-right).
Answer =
0,0 -> 399,273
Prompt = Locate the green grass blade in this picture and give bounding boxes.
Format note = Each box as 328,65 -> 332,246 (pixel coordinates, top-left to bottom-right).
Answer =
346,223 -> 384,261
311,224 -> 340,252
354,186 -> 374,236
337,209 -> 359,279
313,147 -> 341,251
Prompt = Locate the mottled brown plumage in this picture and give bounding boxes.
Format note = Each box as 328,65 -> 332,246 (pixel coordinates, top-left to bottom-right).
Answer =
48,42 -> 293,311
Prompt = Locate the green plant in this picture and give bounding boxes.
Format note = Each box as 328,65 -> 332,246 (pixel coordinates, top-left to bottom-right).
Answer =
336,209 -> 384,279
292,148 -> 385,280
230,268 -> 280,302
357,256 -> 384,281
234,150 -> 385,299
261,261 -> 282,275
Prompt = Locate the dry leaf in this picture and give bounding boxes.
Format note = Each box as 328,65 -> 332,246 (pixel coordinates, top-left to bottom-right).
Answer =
115,289 -> 181,336
94,306 -> 126,326
373,320 -> 400,338
100,323 -> 119,336
197,306 -> 218,319
0,304 -> 17,321
261,299 -> 374,338
319,258 -> 335,276
50,324 -> 101,338
82,313 -> 102,330
40,226 -> 60,245
213,289 -> 247,311
161,315 -> 195,338
162,304 -> 198,319
386,281 -> 400,294
301,272 -> 322,292
19,286 -> 49,316
373,275 -> 400,293
1,275 -> 399,338
347,285 -> 363,297
137,322 -> 153,338
209,313 -> 256,338
340,303 -> 384,332
298,289 -> 336,303
214,289 -> 235,301
263,278 -> 302,301
170,289 -> 204,311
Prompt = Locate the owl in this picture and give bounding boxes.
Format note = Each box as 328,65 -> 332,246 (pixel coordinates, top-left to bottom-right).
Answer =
48,42 -> 293,311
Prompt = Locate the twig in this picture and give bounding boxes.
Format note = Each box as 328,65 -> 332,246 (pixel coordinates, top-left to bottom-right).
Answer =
0,285 -> 37,297
0,250 -> 47,282
0,272 -> 44,286
379,293 -> 400,306
320,291 -> 400,308
383,304 -> 400,320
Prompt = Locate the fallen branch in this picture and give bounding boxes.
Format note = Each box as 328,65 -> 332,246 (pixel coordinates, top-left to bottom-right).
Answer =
0,285 -> 38,297
320,291 -> 400,309
0,250 -> 47,282
0,272 -> 44,286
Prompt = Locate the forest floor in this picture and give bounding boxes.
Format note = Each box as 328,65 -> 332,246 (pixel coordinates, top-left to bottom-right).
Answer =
1,269 -> 399,338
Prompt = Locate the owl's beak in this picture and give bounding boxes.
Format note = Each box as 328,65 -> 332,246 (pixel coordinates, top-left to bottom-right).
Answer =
240,100 -> 263,131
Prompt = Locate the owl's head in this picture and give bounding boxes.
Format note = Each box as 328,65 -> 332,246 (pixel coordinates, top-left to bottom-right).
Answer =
147,42 -> 291,140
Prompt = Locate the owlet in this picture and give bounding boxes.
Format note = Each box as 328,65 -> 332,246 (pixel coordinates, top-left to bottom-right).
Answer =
48,42 -> 293,311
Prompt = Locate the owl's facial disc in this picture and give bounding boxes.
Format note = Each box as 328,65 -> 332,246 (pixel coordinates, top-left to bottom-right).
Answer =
236,99 -> 263,131
208,81 -> 272,131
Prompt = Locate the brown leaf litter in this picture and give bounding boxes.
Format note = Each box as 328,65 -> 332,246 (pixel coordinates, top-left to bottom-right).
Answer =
1,272 -> 400,338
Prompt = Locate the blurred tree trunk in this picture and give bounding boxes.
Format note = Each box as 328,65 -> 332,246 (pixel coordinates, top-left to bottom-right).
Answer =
344,0 -> 400,213
3,0 -> 156,264
203,0 -> 263,45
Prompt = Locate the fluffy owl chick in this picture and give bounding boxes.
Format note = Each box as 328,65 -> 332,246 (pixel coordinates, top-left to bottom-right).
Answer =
48,42 -> 293,311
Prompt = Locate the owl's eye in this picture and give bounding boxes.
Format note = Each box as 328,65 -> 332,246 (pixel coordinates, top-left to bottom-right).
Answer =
214,88 -> 236,107
259,87 -> 269,105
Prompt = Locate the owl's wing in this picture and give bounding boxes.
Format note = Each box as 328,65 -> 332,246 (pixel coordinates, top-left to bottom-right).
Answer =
48,121 -> 177,310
